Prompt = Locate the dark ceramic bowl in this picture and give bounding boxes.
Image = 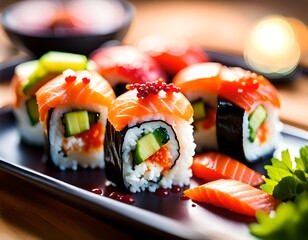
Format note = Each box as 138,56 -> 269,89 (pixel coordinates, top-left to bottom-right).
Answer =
1,0 -> 135,57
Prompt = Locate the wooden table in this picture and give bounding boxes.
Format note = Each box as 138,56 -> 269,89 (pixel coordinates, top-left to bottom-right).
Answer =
0,1 -> 308,239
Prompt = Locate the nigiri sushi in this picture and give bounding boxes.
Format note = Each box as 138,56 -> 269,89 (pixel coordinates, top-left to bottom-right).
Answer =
105,79 -> 195,193
90,45 -> 166,96
184,179 -> 280,217
192,152 -> 264,186
36,69 -> 115,170
10,51 -> 91,146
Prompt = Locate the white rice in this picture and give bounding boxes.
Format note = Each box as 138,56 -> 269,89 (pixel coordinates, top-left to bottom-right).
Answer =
48,104 -> 107,170
13,99 -> 45,146
243,102 -> 281,162
121,114 -> 195,193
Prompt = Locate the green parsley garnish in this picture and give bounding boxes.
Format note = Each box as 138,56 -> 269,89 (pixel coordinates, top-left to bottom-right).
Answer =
261,145 -> 308,201
249,191 -> 308,240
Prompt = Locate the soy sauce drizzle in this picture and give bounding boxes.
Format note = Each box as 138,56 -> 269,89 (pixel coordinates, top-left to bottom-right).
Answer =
109,191 -> 135,205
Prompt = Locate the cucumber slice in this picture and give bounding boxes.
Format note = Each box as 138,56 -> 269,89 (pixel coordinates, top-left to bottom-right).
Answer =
133,127 -> 170,165
23,64 -> 50,95
248,105 -> 267,142
25,96 -> 39,126
40,51 -> 88,72
23,51 -> 88,95
63,110 -> 90,137
192,100 -> 207,121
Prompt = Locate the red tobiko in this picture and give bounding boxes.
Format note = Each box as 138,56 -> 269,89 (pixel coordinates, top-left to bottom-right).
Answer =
65,75 -> 77,83
126,79 -> 180,99
82,77 -> 91,84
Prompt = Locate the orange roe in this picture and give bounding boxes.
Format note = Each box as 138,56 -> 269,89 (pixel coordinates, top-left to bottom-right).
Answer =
147,145 -> 170,173
257,122 -> 268,144
76,122 -> 104,151
201,107 -> 217,129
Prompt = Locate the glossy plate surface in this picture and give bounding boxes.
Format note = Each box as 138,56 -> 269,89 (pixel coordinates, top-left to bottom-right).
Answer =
0,59 -> 307,239
0,107 -> 307,239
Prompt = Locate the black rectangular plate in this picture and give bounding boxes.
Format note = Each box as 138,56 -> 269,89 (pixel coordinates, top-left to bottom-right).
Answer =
0,106 -> 307,239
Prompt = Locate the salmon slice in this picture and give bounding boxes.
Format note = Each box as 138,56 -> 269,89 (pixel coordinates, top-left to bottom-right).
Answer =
172,62 -> 223,93
192,152 -> 264,186
184,179 -> 280,217
36,70 -> 115,122
218,67 -> 280,111
108,88 -> 193,131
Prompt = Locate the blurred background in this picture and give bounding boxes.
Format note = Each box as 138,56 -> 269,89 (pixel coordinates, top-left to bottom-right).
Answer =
1,0 -> 308,129
1,0 -> 308,65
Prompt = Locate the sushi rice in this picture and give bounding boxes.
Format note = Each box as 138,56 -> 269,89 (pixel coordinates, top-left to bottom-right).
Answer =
48,104 -> 108,170
13,100 -> 45,146
243,102 -> 282,162
121,114 -> 195,193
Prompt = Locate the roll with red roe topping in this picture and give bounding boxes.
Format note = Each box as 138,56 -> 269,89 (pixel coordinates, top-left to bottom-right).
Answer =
173,62 -> 281,163
105,79 -> 196,193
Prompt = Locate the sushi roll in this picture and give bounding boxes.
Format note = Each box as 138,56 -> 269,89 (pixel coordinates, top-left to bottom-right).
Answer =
36,69 -> 115,170
105,80 -> 195,193
173,62 -> 223,152
90,45 -> 166,96
174,63 -> 281,163
136,35 -> 209,78
217,67 -> 281,162
10,51 -> 90,146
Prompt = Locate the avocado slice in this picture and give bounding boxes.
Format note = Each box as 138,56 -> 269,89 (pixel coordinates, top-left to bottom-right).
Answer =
133,127 -> 170,165
25,96 -> 39,126
192,100 -> 207,121
22,51 -> 88,95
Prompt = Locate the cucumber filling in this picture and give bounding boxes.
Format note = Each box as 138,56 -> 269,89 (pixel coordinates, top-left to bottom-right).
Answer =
133,127 -> 170,165
248,105 -> 267,142
192,99 -> 207,121
25,96 -> 39,126
62,110 -> 100,137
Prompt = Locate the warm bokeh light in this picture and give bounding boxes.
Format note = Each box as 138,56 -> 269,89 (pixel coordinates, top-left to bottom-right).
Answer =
244,16 -> 301,78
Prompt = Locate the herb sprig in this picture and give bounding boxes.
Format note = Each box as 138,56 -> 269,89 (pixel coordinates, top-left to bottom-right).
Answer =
261,145 -> 308,201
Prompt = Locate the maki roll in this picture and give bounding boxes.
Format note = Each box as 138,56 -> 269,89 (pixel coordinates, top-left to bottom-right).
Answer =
173,62 -> 223,152
90,45 -> 166,96
217,67 -> 281,162
10,51 -> 91,146
174,63 -> 281,163
105,80 -> 195,193
36,69 -> 115,170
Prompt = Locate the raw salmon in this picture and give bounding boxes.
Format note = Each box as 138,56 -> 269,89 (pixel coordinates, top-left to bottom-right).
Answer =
218,67 -> 280,111
172,62 -> 223,93
36,70 -> 115,122
192,152 -> 264,186
184,179 -> 280,217
108,88 -> 193,131
136,36 -> 209,76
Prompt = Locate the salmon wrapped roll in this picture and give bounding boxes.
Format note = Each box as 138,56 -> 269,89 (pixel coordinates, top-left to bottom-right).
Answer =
217,67 -> 281,162
36,69 -> 115,170
174,63 -> 281,162
105,80 -> 195,193
173,62 -> 223,153
10,51 -> 90,146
